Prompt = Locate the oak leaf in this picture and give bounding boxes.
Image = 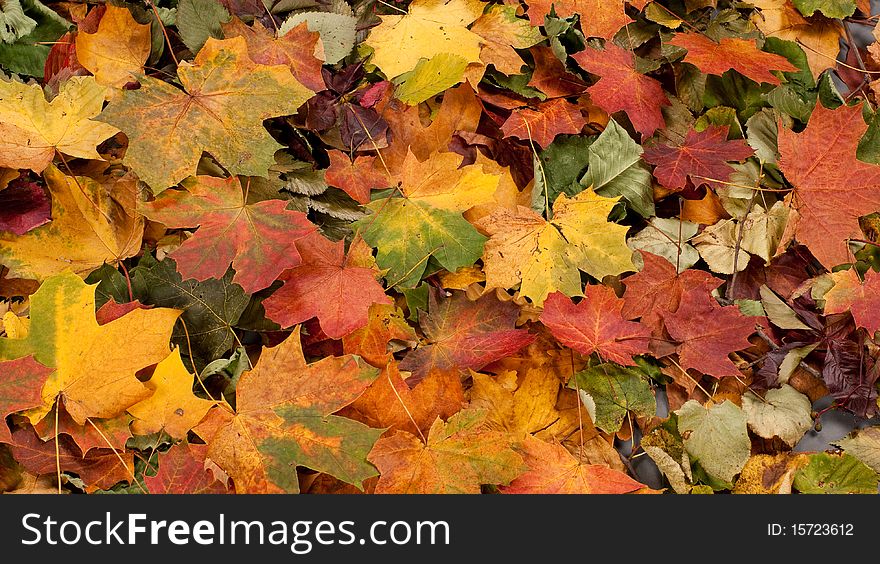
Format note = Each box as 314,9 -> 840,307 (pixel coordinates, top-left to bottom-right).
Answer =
777,102 -> 880,268
139,175 -> 317,294
367,408 -> 525,493
0,75 -> 118,172
541,287 -> 651,365
0,271 -> 180,425
97,36 -> 312,191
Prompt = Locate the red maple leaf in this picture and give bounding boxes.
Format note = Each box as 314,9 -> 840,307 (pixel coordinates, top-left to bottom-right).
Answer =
263,233 -> 391,339
824,268 -> 880,336
0,356 -> 51,443
500,98 -> 588,148
527,47 -> 587,98
525,0 -> 632,40
777,102 -> 880,269
667,33 -> 798,86
398,290 -> 535,381
622,251 -> 723,335
662,287 -> 757,378
572,43 -> 670,137
145,443 -> 230,494
324,151 -> 389,204
140,175 -> 317,294
642,125 -> 754,190
540,286 -> 651,366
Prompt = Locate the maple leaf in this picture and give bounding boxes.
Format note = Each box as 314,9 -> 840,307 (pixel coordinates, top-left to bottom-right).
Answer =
367,408 -> 525,493
97,36 -> 312,191
470,5 -> 542,76
33,406 -> 132,454
0,75 -> 118,172
0,165 -> 143,282
622,250 -> 723,333
469,368 -> 581,441
364,0 -> 485,79
398,290 -> 535,381
139,175 -> 317,294
0,177 -> 50,235
663,286 -> 758,378
642,125 -> 755,190
340,362 -> 464,437
342,303 -> 418,367
527,46 -> 588,98
10,426 -> 133,491
476,188 -> 635,306
777,102 -> 880,269
221,18 -> 325,93
263,233 -> 392,339
572,43 -> 670,137
128,348 -> 216,439
0,356 -> 51,443
324,152 -> 389,204
667,32 -> 799,86
501,99 -> 588,148
500,435 -> 648,494
74,5 -> 150,88
196,328 -> 382,493
749,0 -> 843,79
525,0 -> 632,39
541,287 -> 651,366
145,443 -> 230,494
824,268 -> 880,335
0,271 -> 180,425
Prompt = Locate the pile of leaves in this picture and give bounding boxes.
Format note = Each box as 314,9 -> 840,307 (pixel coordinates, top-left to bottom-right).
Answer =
1,0 -> 880,495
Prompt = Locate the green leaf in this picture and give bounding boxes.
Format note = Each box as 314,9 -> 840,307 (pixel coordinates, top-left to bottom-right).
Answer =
742,384 -> 812,447
280,12 -> 357,64
175,0 -> 230,54
570,363 -> 656,433
395,53 -> 468,105
0,0 -> 69,77
353,197 -> 487,289
84,264 -> 131,309
791,0 -> 856,18
835,427 -> 880,473
745,109 -> 779,164
262,406 -> 383,491
0,0 -> 35,43
131,254 -> 249,367
676,399 -> 750,487
858,108 -> 880,164
580,119 -> 655,217
793,452 -> 879,494
534,134 -> 594,214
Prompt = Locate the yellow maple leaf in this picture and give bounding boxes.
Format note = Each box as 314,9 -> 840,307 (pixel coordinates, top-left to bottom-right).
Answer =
0,76 -> 119,172
0,272 -> 180,425
365,0 -> 486,79
476,188 -> 635,306
75,5 -> 152,88
0,164 -> 144,281
395,149 -> 500,211
128,347 -> 217,439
